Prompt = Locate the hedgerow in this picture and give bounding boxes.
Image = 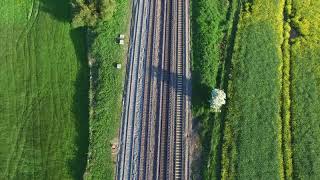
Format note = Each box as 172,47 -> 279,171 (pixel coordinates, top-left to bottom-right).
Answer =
281,0 -> 293,179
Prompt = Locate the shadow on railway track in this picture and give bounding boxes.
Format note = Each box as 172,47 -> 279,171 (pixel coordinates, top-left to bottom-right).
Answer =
151,65 -> 192,97
38,0 -> 89,179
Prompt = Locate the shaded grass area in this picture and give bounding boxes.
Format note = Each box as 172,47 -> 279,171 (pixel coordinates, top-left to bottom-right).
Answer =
83,0 -> 130,179
290,0 -> 320,179
0,0 -> 88,179
221,1 -> 285,179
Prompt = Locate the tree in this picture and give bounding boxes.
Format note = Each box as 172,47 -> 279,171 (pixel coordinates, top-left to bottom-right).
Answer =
210,89 -> 226,112
98,0 -> 116,21
70,0 -> 116,28
71,0 -> 98,28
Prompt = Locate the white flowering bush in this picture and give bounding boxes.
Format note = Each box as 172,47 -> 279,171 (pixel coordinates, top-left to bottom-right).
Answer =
210,89 -> 226,112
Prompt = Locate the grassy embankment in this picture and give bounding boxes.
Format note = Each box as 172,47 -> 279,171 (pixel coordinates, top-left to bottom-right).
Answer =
191,0 -> 238,179
0,0 -> 88,179
84,0 -> 131,179
289,0 -> 320,179
221,1 -> 285,179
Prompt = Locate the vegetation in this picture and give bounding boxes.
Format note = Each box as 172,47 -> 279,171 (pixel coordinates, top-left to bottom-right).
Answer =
84,0 -> 130,179
210,89 -> 226,112
71,0 -> 116,28
281,0 -> 293,178
290,0 -> 320,179
191,0 -> 237,179
1,0 -> 320,179
71,0 -> 99,28
0,0 -> 88,179
221,1 -> 285,179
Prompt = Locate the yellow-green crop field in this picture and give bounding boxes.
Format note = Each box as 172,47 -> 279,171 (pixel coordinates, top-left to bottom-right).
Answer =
191,0 -> 320,179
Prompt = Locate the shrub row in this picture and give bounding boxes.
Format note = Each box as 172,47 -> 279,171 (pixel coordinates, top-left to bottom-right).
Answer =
281,0 -> 293,179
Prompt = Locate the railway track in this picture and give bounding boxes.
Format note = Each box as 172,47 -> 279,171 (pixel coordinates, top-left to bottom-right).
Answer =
116,0 -> 190,179
174,0 -> 185,178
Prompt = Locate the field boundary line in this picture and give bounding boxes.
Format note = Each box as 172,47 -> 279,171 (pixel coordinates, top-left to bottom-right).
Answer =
280,0 -> 294,179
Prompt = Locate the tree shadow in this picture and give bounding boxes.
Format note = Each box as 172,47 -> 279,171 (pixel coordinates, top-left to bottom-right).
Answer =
39,0 -> 89,179
150,65 -> 192,98
69,27 -> 89,180
39,0 -> 72,22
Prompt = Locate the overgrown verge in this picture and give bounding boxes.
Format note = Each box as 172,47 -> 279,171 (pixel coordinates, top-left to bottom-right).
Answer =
281,0 -> 293,179
289,0 -> 320,179
190,0 -> 237,179
221,0 -> 285,179
81,0 -> 131,179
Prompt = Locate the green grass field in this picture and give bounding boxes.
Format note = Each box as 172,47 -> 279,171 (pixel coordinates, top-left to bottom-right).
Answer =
290,0 -> 320,178
0,0 -> 88,179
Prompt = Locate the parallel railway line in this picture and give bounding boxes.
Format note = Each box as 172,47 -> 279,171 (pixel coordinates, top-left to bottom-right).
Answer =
116,0 -> 190,179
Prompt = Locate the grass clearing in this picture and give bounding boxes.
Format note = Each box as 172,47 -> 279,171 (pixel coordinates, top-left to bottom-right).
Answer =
221,1 -> 285,179
290,0 -> 320,178
0,0 -> 88,179
84,0 -> 131,179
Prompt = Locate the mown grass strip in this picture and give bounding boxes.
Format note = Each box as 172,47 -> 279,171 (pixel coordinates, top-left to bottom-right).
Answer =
221,1 -> 285,179
290,0 -> 320,179
84,0 -> 131,179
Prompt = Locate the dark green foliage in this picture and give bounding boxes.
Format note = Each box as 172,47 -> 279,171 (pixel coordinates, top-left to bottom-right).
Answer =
71,0 -> 98,28
71,0 -> 116,28
192,0 -> 228,95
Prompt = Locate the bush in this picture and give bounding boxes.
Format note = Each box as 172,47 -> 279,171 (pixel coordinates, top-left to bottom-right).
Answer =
97,0 -> 116,20
71,0 -> 98,28
71,0 -> 116,28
